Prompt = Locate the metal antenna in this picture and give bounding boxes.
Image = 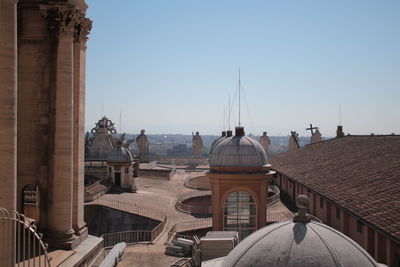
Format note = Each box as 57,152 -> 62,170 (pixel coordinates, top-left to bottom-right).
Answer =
339,103 -> 342,125
228,95 -> 231,131
222,104 -> 226,131
238,68 -> 241,127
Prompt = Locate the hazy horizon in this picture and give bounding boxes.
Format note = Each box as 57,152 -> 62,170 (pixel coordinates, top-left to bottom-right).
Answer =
85,0 -> 400,137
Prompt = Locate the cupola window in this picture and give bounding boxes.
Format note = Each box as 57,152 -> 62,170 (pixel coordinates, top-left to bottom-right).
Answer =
224,191 -> 256,240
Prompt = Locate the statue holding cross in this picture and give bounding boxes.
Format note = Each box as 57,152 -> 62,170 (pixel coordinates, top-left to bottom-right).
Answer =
288,131 -> 300,151
306,124 -> 322,144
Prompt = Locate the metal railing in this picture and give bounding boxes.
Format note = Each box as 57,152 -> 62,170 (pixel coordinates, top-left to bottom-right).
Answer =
175,218 -> 212,233
175,201 -> 212,215
0,208 -> 51,267
176,191 -> 212,215
167,224 -> 177,244
151,215 -> 168,241
266,185 -> 281,206
101,215 -> 168,248
101,230 -> 152,248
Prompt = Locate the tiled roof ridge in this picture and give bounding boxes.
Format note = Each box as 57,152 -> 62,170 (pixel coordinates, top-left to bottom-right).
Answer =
299,134 -> 400,148
305,133 -> 400,146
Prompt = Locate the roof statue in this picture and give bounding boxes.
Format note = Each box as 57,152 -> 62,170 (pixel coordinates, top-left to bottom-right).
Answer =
135,129 -> 149,162
203,195 -> 384,267
288,131 -> 300,151
306,123 -> 322,144
311,128 -> 322,143
85,116 -> 118,161
192,131 -> 203,158
259,131 -> 271,153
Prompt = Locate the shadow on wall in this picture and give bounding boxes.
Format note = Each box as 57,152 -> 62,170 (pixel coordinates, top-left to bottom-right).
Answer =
84,205 -> 160,236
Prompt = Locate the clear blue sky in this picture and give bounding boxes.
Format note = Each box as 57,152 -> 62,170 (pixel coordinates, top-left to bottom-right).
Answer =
85,0 -> 400,137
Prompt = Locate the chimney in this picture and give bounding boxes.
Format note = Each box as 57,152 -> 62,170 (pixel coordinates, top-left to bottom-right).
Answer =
235,126 -> 245,137
336,125 -> 344,138
226,130 -> 233,137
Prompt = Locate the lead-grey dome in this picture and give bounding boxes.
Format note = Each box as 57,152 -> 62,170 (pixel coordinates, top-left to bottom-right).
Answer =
209,128 -> 267,170
222,220 -> 381,267
107,145 -> 133,163
209,132 -> 227,155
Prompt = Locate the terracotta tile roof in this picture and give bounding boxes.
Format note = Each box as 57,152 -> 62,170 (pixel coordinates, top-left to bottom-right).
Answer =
269,135 -> 400,242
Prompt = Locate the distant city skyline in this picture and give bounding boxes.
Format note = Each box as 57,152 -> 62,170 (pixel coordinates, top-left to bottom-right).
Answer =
85,0 -> 400,136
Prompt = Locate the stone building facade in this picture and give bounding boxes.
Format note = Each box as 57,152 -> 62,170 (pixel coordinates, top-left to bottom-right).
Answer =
0,0 -> 92,258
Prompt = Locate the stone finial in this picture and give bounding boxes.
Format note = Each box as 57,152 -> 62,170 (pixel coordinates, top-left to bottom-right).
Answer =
293,195 -> 311,223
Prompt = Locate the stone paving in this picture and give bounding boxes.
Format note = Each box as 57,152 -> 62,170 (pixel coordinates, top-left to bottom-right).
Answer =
90,170 -> 293,266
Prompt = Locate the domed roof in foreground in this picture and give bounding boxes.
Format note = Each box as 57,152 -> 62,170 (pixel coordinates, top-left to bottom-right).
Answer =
107,144 -> 133,163
209,127 -> 268,171
211,195 -> 383,267
222,220 -> 380,267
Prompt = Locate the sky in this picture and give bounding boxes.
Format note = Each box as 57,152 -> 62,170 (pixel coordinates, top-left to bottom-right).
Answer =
85,0 -> 400,137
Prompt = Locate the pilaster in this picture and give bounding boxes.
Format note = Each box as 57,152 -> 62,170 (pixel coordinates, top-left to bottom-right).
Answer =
72,16 -> 91,239
0,0 -> 18,265
0,0 -> 18,211
40,4 -> 81,249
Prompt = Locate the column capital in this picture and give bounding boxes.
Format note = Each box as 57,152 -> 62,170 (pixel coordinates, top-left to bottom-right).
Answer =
74,17 -> 92,49
40,4 -> 84,38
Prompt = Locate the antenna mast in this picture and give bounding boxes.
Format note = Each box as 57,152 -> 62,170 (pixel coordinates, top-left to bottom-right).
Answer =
339,103 -> 342,126
223,105 -> 226,131
228,95 -> 231,131
238,68 -> 241,127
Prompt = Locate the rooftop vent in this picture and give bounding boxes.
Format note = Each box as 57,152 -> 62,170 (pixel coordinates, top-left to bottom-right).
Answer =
235,127 -> 245,137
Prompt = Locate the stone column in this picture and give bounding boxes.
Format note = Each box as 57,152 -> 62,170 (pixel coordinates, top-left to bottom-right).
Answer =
0,0 -> 17,265
42,6 -> 78,249
72,17 -> 91,239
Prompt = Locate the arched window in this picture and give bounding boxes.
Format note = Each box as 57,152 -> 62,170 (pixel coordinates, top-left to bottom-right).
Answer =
224,191 -> 256,240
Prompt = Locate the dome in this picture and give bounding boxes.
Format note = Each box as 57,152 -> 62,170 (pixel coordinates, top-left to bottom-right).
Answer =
219,196 -> 382,267
222,220 -> 380,267
209,131 -> 227,155
209,127 -> 268,172
107,144 -> 133,163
